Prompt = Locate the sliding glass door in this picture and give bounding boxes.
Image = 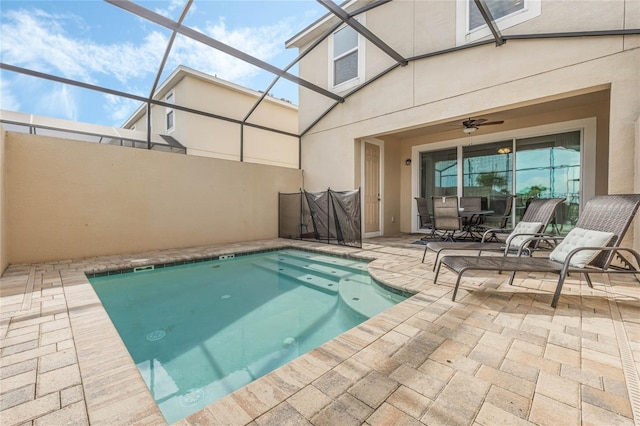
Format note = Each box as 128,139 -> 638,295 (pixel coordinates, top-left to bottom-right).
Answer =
515,131 -> 581,230
462,140 -> 513,217
419,148 -> 457,213
418,130 -> 582,233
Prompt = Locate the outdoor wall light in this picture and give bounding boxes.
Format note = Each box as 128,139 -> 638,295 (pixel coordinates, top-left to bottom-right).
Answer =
405,158 -> 412,166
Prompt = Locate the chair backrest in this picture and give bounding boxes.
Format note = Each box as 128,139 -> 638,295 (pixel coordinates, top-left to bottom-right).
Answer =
521,198 -> 566,228
573,194 -> 640,268
460,197 -> 482,211
432,196 -> 461,231
489,195 -> 514,228
414,197 -> 431,228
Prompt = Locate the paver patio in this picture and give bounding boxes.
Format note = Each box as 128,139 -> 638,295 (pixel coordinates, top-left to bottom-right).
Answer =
1,235 -> 639,425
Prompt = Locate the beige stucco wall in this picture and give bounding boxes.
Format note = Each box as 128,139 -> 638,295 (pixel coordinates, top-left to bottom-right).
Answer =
296,0 -> 639,241
0,126 -> 7,274
5,133 -> 302,265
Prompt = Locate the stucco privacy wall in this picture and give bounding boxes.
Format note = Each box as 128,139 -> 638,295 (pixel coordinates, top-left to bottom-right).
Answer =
0,126 -> 7,274
5,133 -> 303,265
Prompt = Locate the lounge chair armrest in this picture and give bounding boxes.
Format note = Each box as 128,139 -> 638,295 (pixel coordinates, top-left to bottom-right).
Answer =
479,227 -> 515,242
513,234 -> 564,256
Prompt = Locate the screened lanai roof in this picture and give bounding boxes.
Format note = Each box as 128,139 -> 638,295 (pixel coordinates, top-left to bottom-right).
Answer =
1,0 -> 638,140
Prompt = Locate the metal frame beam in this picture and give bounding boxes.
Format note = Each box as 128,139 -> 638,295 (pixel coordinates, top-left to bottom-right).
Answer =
316,0 -> 408,66
473,0 -> 505,46
243,0 -> 392,123
105,0 -> 344,102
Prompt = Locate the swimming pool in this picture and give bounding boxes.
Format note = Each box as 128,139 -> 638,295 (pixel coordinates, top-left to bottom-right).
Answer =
89,249 -> 406,423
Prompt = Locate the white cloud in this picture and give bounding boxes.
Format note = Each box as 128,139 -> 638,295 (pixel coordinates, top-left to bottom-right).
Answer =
0,78 -> 21,111
37,84 -> 78,121
167,16 -> 295,85
0,9 -> 166,84
1,5 -> 301,123
103,94 -> 144,126
155,0 -> 194,19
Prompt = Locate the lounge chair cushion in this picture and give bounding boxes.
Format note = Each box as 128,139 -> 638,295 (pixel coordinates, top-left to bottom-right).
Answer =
549,227 -> 615,267
508,221 -> 544,247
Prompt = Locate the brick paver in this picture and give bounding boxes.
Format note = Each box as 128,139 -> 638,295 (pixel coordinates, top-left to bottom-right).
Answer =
1,236 -> 638,425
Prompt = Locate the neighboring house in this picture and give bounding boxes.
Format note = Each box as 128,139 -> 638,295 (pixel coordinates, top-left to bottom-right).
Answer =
286,0 -> 639,238
122,65 -> 299,169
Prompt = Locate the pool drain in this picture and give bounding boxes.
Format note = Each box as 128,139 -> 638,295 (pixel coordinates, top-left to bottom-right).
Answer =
283,337 -> 296,346
221,294 -> 231,300
179,388 -> 204,407
146,329 -> 166,341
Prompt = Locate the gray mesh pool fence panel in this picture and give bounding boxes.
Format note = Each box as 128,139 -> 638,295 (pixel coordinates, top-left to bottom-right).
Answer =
278,188 -> 361,248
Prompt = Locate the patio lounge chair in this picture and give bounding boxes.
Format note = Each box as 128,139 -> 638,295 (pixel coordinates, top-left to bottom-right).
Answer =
424,197 -> 566,270
434,194 -> 640,307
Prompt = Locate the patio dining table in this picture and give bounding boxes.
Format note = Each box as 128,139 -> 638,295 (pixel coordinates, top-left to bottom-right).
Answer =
457,209 -> 494,240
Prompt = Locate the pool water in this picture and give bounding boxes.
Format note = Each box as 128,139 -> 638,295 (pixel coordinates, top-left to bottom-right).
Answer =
89,249 -> 406,424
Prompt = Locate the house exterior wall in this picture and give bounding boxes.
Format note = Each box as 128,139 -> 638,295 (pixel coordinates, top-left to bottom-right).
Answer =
294,0 -> 639,242
128,72 -> 299,168
4,132 -> 302,264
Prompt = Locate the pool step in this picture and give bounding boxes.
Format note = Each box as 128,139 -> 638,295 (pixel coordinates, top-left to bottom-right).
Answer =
260,253 -> 367,283
252,260 -> 338,294
338,278 -> 398,318
277,251 -> 369,274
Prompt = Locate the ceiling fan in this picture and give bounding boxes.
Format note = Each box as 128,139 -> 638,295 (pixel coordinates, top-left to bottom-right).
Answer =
462,118 -> 504,134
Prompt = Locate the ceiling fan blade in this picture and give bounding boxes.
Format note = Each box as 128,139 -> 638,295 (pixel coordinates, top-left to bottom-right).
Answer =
477,120 -> 504,126
464,118 -> 486,127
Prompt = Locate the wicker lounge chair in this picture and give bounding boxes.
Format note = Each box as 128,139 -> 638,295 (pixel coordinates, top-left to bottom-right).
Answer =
434,194 -> 640,307
424,197 -> 566,270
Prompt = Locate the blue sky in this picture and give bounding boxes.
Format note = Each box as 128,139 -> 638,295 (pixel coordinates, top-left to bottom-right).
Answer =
0,0 -> 327,126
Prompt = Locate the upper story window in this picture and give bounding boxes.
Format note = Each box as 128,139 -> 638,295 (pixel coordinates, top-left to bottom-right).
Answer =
165,92 -> 174,132
330,17 -> 364,91
456,0 -> 541,45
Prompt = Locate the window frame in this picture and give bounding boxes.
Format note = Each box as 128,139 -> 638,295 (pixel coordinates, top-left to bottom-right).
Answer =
455,0 -> 541,46
165,91 -> 175,132
328,16 -> 365,92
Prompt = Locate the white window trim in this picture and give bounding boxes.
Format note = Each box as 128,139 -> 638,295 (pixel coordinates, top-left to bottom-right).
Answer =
410,118 -> 596,233
329,16 -> 366,92
165,91 -> 175,132
455,0 -> 541,46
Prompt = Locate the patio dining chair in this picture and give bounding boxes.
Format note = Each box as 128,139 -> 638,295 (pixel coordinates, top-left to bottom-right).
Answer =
423,197 -> 566,270
431,196 -> 462,241
476,195 -> 514,240
459,196 -> 483,229
434,193 -> 640,307
415,197 -> 434,238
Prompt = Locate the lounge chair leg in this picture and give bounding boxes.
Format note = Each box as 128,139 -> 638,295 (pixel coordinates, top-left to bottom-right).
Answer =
432,251 -> 441,272
584,273 -> 593,288
451,271 -> 466,301
551,272 -> 568,308
508,271 -> 516,285
434,261 -> 442,283
422,245 -> 428,263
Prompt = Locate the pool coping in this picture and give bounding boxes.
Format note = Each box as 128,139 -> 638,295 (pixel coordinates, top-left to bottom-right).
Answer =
1,236 -> 639,425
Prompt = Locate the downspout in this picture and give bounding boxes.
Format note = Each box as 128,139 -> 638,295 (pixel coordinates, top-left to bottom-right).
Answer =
146,102 -> 151,150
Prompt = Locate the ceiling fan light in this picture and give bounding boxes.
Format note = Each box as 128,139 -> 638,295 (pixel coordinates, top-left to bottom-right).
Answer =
497,147 -> 511,154
463,126 -> 477,134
